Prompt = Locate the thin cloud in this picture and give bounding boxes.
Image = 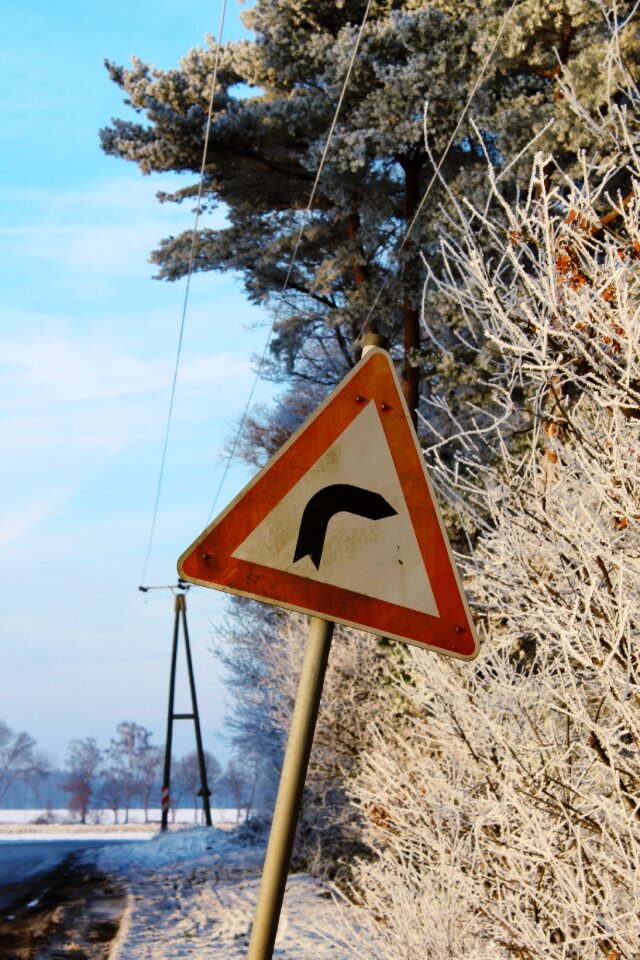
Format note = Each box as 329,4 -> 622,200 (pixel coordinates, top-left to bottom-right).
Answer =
0,331 -> 254,455
0,175 -> 229,292
2,335 -> 250,403
0,487 -> 71,549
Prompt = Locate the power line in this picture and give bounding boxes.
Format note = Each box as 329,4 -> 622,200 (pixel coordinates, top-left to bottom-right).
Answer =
144,0 -> 518,556
359,0 -> 520,339
141,0 -> 228,584
204,0 -> 375,526
207,0 -> 519,531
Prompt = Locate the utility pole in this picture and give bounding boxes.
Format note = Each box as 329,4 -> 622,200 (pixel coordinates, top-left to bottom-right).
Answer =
139,580 -> 212,831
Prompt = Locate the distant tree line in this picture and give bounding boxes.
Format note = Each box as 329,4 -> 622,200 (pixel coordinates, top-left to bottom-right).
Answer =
0,717 -> 261,824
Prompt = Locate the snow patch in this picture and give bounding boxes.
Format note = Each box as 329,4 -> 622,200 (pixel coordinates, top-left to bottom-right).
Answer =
82,826 -> 361,958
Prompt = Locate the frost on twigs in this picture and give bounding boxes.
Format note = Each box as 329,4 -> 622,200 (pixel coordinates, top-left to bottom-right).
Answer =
338,24 -> 640,960
255,612 -> 411,882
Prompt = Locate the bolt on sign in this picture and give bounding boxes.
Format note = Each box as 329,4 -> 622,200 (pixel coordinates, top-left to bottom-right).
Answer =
178,347 -> 479,660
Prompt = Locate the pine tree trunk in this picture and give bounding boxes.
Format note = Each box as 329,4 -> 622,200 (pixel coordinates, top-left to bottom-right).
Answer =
401,156 -> 422,428
402,300 -> 420,427
347,212 -> 367,291
347,211 -> 367,347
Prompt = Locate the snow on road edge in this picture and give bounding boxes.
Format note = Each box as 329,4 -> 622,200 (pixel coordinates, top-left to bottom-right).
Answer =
87,825 -> 361,959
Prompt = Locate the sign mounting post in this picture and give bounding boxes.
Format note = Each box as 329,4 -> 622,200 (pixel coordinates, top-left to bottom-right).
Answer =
178,334 -> 479,959
246,614 -> 334,959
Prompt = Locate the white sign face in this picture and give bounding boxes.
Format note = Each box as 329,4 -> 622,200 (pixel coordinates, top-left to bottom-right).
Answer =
232,401 -> 439,617
178,347 -> 479,659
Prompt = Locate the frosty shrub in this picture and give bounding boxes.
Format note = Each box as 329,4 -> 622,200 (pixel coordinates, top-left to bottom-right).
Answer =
338,24 -> 640,960
254,611 -> 413,880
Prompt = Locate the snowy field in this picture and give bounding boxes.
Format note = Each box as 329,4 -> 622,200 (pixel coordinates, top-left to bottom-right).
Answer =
0,808 -> 242,833
87,826 -> 359,958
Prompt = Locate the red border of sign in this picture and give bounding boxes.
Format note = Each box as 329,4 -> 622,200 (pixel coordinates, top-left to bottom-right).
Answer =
178,349 -> 479,659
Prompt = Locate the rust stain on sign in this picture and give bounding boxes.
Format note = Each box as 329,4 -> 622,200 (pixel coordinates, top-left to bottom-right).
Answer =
178,348 -> 479,660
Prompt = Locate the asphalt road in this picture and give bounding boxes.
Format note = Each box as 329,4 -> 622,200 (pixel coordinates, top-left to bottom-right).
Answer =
0,839 -> 134,911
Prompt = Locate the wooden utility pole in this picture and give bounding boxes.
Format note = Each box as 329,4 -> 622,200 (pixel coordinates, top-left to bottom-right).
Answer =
139,582 -> 212,830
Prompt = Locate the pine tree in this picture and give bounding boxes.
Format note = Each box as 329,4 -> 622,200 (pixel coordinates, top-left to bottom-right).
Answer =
101,1 -> 637,417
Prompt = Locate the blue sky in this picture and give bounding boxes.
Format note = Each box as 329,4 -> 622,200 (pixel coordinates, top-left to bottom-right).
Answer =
0,1 -> 273,770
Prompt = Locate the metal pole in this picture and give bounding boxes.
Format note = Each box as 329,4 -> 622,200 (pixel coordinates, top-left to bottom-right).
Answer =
161,596 -> 181,831
247,616 -> 334,960
247,336 -> 381,956
180,594 -> 213,827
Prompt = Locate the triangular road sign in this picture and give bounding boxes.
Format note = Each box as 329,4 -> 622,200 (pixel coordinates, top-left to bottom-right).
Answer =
178,348 -> 479,659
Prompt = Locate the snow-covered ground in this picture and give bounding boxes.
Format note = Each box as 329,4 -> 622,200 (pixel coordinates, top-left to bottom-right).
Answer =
0,808 -> 241,825
87,826 -> 358,958
0,828 -> 154,841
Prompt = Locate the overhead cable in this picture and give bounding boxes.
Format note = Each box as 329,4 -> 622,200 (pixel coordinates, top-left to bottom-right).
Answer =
141,0 -> 228,585
204,0 -> 375,526
359,0 -> 521,338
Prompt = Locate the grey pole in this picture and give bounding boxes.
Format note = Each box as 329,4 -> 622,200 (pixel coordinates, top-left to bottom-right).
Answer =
180,595 -> 213,827
247,335 -> 383,958
360,330 -> 388,353
247,615 -> 334,960
153,586 -> 212,831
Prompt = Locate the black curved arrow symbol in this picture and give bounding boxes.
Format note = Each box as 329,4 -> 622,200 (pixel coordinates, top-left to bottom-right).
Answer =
293,484 -> 397,570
